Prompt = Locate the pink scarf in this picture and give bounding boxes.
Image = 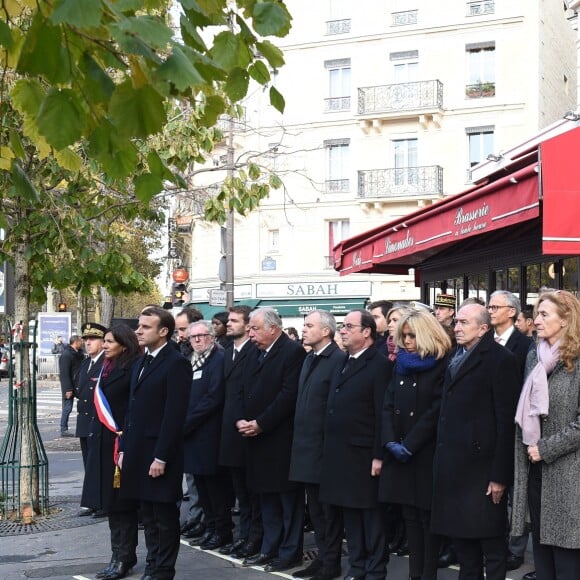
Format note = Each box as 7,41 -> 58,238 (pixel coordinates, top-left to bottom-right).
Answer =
515,339 -> 559,445
386,334 -> 397,362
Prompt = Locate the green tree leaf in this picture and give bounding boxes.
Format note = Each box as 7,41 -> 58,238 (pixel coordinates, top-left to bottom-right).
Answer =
225,68 -> 249,102
134,173 -> 163,203
11,162 -> 40,202
248,60 -> 271,85
256,40 -> 285,69
112,15 -> 173,51
51,0 -> 104,29
109,82 -> 166,138
88,122 -> 139,178
253,2 -> 291,37
55,147 -> 83,173
199,94 -> 226,127
156,45 -> 206,91
78,53 -> 115,104
269,85 -> 285,113
16,13 -> 71,84
0,19 -> 14,50
11,79 -> 46,117
37,89 -> 87,150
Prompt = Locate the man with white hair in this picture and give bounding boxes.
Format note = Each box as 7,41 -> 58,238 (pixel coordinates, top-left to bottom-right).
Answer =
237,307 -> 306,573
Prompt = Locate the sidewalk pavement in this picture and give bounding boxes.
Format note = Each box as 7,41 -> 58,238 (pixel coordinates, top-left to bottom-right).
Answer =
0,382 -> 534,580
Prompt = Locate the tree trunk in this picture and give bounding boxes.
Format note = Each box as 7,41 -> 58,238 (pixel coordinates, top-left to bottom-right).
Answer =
100,286 -> 114,327
14,236 -> 39,523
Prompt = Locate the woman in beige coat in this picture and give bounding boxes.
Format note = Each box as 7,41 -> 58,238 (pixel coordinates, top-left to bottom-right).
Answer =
512,290 -> 580,580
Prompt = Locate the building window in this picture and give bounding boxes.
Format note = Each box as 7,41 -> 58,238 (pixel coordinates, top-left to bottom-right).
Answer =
466,42 -> 495,98
467,126 -> 494,167
326,0 -> 351,35
393,138 -> 418,186
324,138 -> 350,192
325,58 -> 351,112
466,0 -> 495,16
268,229 -> 280,253
327,219 -> 350,266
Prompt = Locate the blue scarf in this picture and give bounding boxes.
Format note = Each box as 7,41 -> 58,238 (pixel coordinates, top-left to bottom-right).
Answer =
396,350 -> 438,376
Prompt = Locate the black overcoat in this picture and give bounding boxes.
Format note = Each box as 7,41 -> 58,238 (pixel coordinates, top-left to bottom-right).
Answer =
183,346 -> 225,475
120,344 -> 191,503
240,332 -> 306,493
504,327 -> 534,381
289,341 -> 345,484
58,344 -> 84,396
378,355 -> 448,510
319,346 -> 392,509
81,362 -> 137,512
75,353 -> 104,437
431,332 -> 520,538
218,340 -> 260,467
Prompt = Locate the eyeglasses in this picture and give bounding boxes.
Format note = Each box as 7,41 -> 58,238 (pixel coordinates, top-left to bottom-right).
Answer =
341,323 -> 363,332
189,334 -> 211,341
487,305 -> 512,312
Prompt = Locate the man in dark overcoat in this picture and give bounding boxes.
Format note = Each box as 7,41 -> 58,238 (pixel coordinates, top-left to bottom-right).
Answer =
119,307 -> 190,580
289,310 -> 345,580
319,309 -> 393,580
183,320 -> 234,551
431,303 -> 520,580
58,334 -> 83,437
218,305 -> 262,559
236,307 -> 306,573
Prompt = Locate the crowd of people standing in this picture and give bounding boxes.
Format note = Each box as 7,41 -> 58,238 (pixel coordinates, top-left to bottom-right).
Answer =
58,289 -> 580,580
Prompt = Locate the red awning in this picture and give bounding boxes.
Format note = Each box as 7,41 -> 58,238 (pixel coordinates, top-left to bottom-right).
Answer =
541,127 -> 580,254
335,163 -> 540,275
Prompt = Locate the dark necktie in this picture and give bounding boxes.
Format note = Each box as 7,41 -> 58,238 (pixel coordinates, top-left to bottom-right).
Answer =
88,359 -> 94,374
139,354 -> 154,378
258,350 -> 267,364
342,356 -> 355,374
232,348 -> 238,361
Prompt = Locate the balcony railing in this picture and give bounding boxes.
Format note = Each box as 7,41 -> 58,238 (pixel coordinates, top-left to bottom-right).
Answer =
391,10 -> 418,26
466,1 -> 495,16
465,82 -> 495,98
326,19 -> 351,35
326,179 -> 350,193
358,80 -> 443,116
358,166 -> 443,198
325,96 -> 351,112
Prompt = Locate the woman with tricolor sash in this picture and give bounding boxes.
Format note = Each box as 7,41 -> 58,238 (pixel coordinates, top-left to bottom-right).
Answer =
81,324 -> 141,580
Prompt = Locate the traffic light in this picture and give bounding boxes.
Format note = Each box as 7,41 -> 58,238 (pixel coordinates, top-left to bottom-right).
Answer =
172,283 -> 186,307
57,302 -> 67,312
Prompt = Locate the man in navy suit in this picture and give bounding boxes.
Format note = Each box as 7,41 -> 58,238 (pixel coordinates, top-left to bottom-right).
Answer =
236,307 -> 306,573
319,309 -> 392,580
119,306 -> 191,580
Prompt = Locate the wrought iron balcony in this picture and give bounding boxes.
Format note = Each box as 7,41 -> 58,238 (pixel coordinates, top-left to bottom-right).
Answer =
358,80 -> 443,116
391,10 -> 418,26
326,179 -> 350,193
358,166 -> 443,199
324,96 -> 351,112
326,19 -> 351,35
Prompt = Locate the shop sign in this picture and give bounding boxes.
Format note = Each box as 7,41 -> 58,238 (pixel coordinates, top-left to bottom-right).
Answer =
256,280 -> 371,299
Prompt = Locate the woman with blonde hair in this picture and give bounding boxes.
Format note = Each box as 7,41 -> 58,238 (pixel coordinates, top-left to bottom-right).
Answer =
512,290 -> 580,580
379,309 -> 452,580
385,305 -> 412,362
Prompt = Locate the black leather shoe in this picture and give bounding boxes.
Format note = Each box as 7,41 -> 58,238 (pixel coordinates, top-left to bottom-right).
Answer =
235,539 -> 262,559
200,532 -> 233,551
92,509 -> 108,519
506,553 -> 524,570
311,569 -> 342,580
395,539 -> 409,557
242,553 -> 275,567
523,572 -> 537,580
343,576 -> 363,580
293,559 -> 323,578
220,537 -> 246,555
180,520 -> 198,534
78,507 -> 95,517
182,523 -> 205,539
264,557 -> 303,572
96,561 -> 117,579
101,559 -> 136,580
189,529 -> 213,546
437,546 -> 458,568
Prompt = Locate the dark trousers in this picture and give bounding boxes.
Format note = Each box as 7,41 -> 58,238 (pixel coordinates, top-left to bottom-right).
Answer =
260,488 -> 305,561
108,509 -> 139,562
231,466 -> 262,543
141,500 -> 180,580
194,469 -> 234,537
80,437 -> 88,468
343,506 -> 386,580
60,397 -> 73,432
529,462 -> 580,580
401,504 -> 440,580
305,483 -> 343,572
453,535 -> 506,580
